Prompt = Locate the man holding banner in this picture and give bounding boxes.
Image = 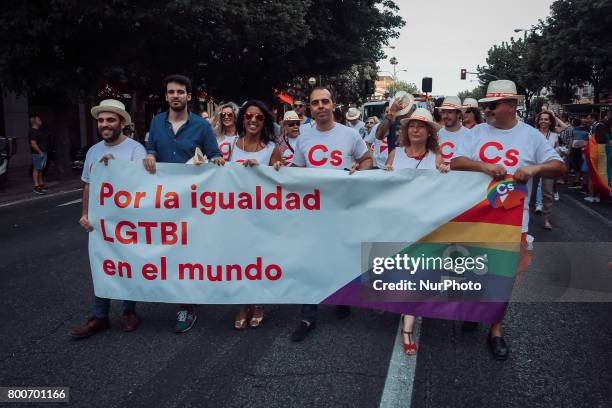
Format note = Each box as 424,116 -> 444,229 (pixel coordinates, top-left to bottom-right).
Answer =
143,74 -> 224,334
70,99 -> 147,339
451,80 -> 565,360
289,86 -> 373,342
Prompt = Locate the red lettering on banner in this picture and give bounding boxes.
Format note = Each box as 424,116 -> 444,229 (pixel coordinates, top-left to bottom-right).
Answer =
100,182 -> 113,206
440,141 -> 455,159
177,258 -> 284,282
103,259 -> 115,275
100,219 -> 114,242
116,221 -> 138,244
101,221 -> 187,245
102,259 -> 132,278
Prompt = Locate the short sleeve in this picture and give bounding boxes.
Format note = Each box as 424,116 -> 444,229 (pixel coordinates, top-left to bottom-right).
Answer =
453,129 -> 477,160
81,149 -> 94,183
534,132 -> 562,164
352,132 -> 369,160
291,138 -> 307,167
132,142 -> 147,161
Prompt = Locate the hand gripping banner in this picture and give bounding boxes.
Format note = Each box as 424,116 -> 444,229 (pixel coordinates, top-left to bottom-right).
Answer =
88,161 -> 525,323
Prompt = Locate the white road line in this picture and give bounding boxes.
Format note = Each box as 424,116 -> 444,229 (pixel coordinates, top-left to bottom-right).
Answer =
0,188 -> 83,209
379,317 -> 421,408
565,194 -> 612,229
57,198 -> 82,207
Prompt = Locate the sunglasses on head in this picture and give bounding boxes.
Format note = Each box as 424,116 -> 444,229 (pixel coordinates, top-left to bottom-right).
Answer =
293,103 -> 304,108
244,112 -> 264,122
286,121 -> 300,127
220,112 -> 234,119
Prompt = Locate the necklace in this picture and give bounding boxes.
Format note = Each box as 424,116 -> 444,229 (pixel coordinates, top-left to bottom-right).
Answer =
239,136 -> 264,152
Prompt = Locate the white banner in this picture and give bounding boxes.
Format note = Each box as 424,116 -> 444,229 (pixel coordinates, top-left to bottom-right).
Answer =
88,161 -> 491,304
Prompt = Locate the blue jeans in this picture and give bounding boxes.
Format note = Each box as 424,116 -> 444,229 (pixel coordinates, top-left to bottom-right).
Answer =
93,296 -> 136,319
300,304 -> 318,323
535,178 -> 543,208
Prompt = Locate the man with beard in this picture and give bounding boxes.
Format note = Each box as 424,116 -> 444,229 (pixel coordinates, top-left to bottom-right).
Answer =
451,80 -> 565,360
143,74 -> 223,333
436,96 -> 471,164
70,99 -> 146,339
289,86 -> 373,342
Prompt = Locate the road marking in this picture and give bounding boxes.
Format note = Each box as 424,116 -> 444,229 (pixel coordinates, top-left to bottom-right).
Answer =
57,198 -> 82,207
565,194 -> 612,229
0,188 -> 83,209
379,317 -> 421,408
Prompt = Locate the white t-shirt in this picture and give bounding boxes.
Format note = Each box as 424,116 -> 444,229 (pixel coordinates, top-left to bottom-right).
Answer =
438,126 -> 471,164
347,120 -> 367,139
217,135 -> 237,161
282,136 -> 298,166
230,141 -> 276,166
364,123 -> 379,145
541,131 -> 559,149
81,137 -> 146,183
392,148 -> 437,170
292,123 -> 369,169
454,121 -> 563,232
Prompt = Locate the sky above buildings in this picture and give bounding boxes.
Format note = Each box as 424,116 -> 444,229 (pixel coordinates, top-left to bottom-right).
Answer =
378,0 -> 554,95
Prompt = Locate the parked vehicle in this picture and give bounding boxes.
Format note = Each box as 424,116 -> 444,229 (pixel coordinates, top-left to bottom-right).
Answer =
0,136 -> 17,184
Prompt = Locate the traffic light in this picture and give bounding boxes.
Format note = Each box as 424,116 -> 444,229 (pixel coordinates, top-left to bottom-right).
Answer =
460,69 -> 467,80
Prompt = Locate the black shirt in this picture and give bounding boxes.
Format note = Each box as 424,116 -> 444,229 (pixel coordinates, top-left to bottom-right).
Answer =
386,120 -> 401,152
28,128 -> 47,154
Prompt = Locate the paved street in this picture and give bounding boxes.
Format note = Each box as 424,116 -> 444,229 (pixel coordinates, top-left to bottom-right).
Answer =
1,185 -> 611,408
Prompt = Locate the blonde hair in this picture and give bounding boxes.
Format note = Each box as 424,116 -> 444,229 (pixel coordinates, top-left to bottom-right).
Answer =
366,116 -> 380,125
213,102 -> 239,141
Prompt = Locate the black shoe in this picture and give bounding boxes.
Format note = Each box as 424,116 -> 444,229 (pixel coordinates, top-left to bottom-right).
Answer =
487,335 -> 509,361
33,187 -> 45,195
461,321 -> 479,332
335,305 -> 351,319
290,321 -> 315,342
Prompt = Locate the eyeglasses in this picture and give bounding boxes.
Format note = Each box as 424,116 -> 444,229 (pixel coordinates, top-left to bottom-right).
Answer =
310,98 -> 331,107
220,112 -> 234,119
366,121 -> 374,125
244,112 -> 265,122
286,121 -> 300,127
293,103 -> 304,108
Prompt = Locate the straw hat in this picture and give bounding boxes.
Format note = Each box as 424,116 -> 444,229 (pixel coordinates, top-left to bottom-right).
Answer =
390,91 -> 415,117
283,110 -> 300,122
400,108 -> 441,131
478,80 -> 520,103
346,107 -> 361,121
436,96 -> 465,111
91,99 -> 131,124
462,98 -> 479,109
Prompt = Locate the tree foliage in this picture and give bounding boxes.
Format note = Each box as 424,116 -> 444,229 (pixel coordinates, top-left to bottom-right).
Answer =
0,0 -> 405,103
458,86 -> 486,101
393,80 -> 420,95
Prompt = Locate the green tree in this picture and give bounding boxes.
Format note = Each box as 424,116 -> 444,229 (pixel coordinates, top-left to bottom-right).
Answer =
458,86 -> 486,101
537,0 -> 612,103
393,80 -> 420,95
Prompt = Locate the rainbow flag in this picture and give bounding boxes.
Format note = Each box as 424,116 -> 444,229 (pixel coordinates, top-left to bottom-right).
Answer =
585,135 -> 611,197
322,177 -> 524,324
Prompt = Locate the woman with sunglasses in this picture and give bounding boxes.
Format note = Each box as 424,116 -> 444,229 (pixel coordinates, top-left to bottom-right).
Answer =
278,110 -> 301,165
461,98 -> 483,129
230,100 -> 283,329
213,102 -> 240,160
383,108 -> 449,356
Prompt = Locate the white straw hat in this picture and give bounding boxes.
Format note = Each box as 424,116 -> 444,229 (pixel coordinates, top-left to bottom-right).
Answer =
390,91 -> 415,117
91,99 -> 131,124
400,108 -> 441,131
436,96 -> 465,111
462,98 -> 479,109
283,110 -> 300,122
346,107 -> 361,121
478,80 -> 520,103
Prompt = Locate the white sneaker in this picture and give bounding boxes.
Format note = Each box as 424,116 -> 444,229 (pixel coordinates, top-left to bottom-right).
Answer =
554,192 -> 559,201
584,196 -> 600,203
535,205 -> 543,214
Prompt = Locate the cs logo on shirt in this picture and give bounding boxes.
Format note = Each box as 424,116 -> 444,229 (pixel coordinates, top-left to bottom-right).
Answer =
479,142 -> 519,167
439,141 -> 455,160
487,178 -> 528,209
307,145 -> 342,167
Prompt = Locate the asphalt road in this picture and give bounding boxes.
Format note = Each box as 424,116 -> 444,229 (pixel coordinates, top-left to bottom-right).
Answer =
0,185 -> 611,408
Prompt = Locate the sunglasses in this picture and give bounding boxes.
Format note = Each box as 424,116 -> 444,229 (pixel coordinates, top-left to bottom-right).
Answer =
293,103 -> 304,108
244,112 -> 265,122
310,98 -> 331,107
480,100 -> 511,110
220,112 -> 234,119
286,121 -> 300,127
366,121 -> 374,125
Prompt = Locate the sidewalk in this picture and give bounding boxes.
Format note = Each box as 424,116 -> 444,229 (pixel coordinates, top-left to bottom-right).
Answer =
0,164 -> 83,206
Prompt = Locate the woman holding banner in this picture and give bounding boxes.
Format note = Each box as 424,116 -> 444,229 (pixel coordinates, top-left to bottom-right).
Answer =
383,108 -> 448,355
229,100 -> 283,329
213,102 -> 240,161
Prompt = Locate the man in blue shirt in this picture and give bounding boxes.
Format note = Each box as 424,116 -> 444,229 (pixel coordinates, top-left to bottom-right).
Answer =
144,74 -> 224,333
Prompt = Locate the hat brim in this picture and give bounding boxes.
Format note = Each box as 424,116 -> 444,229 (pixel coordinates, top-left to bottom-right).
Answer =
346,113 -> 360,120
399,117 -> 441,131
477,96 -> 520,104
435,106 -> 466,111
395,104 -> 415,117
91,106 -> 131,125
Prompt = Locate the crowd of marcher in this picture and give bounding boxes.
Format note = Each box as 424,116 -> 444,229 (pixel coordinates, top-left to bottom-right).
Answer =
68,73 -> 612,362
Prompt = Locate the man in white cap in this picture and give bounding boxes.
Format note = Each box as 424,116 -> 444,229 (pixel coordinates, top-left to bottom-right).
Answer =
346,107 -> 366,138
289,86 -> 373,342
375,91 -> 415,153
70,99 -> 147,339
278,110 -> 301,165
436,96 -> 470,164
451,80 -> 565,360
462,98 -> 482,129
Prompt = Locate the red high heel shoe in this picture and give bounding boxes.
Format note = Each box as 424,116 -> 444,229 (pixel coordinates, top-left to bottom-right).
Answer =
401,330 -> 417,355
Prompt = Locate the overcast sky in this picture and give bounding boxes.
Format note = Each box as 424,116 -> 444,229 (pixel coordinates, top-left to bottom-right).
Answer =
378,0 -> 554,95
